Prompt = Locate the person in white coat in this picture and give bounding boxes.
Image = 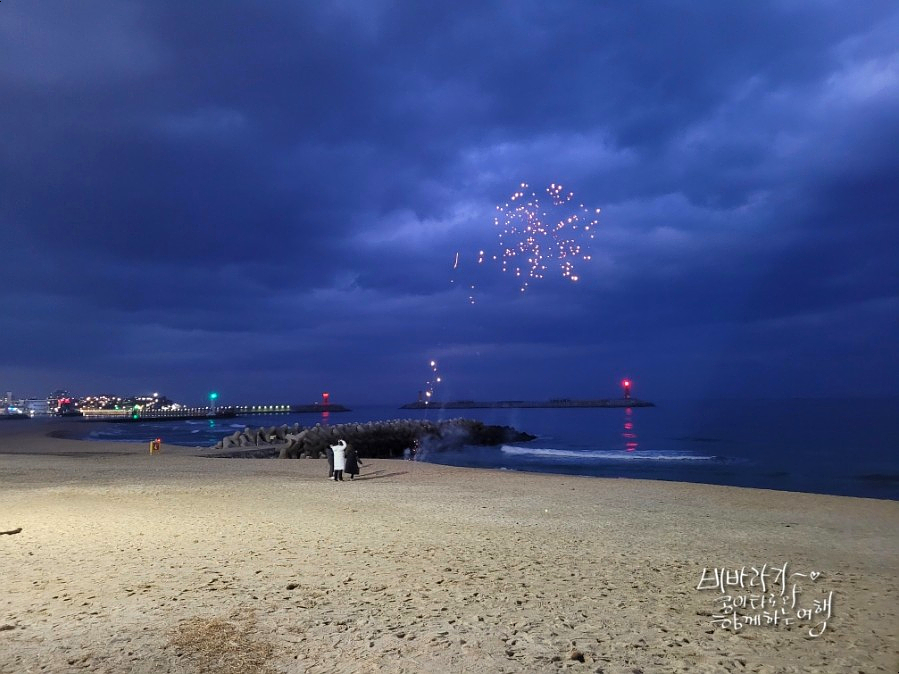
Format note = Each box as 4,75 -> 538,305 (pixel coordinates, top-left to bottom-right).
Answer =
330,439 -> 347,481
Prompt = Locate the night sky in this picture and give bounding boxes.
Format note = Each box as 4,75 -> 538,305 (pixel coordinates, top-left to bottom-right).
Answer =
2,2 -> 897,406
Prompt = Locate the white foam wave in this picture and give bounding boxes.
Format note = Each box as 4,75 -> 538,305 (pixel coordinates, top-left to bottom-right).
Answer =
500,445 -> 715,462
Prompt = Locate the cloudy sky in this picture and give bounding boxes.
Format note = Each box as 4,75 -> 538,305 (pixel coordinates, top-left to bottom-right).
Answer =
2,1 -> 897,405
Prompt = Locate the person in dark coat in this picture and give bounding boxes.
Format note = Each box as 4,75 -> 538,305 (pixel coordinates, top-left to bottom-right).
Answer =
345,443 -> 362,479
326,444 -> 334,479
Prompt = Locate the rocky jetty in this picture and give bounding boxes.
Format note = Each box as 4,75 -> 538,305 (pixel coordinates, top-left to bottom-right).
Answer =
401,398 -> 654,409
207,418 -> 536,459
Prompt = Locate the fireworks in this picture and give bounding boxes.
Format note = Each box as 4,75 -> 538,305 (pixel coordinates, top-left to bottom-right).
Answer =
496,182 -> 598,292
455,182 -> 599,301
424,359 -> 442,402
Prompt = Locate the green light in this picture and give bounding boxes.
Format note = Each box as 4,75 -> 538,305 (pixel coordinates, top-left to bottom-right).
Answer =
210,392 -> 218,400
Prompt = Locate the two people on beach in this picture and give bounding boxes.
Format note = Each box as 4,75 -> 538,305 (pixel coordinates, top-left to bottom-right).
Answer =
328,439 -> 361,481
404,438 -> 420,461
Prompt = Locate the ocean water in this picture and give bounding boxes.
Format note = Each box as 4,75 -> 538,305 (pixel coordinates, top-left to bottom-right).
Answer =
83,398 -> 899,501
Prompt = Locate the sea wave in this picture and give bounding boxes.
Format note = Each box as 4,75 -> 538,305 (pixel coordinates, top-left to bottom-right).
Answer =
500,445 -> 716,461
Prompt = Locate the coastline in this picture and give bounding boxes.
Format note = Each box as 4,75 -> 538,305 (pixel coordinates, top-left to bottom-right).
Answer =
1,422 -> 897,672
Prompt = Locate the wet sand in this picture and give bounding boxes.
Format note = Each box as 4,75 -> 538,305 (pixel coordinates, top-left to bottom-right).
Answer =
1,420 -> 897,673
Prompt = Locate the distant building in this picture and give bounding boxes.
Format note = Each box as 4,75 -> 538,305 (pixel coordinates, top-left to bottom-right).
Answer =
79,394 -> 125,410
57,398 -> 79,415
79,392 -> 181,412
24,399 -> 51,416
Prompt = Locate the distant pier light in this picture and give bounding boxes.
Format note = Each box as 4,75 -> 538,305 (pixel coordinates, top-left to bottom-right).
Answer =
622,379 -> 632,399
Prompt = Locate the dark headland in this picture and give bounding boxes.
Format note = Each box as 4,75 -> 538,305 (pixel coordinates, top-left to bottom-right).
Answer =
400,398 -> 654,409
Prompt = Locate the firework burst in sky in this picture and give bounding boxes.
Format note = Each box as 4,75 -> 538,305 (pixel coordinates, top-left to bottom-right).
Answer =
454,182 -> 599,302
496,182 -> 598,292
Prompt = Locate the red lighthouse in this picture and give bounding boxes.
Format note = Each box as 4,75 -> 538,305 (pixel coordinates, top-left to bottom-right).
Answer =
622,379 -> 631,400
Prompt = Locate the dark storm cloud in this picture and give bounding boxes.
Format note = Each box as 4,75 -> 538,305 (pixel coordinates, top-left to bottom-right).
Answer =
1,0 -> 897,402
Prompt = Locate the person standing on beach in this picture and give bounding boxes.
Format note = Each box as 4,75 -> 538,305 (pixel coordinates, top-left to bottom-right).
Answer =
326,443 -> 334,478
330,439 -> 347,481
345,443 -> 361,480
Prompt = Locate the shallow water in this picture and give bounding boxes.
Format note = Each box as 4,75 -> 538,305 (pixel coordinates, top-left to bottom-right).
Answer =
82,398 -> 899,500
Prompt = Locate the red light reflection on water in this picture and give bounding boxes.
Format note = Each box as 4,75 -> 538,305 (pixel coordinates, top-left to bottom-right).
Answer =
623,407 -> 638,451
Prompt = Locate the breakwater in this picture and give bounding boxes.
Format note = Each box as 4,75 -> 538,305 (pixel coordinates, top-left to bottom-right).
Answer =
400,398 -> 654,409
207,418 -> 536,459
79,403 -> 350,422
94,411 -> 237,422
220,404 -> 351,415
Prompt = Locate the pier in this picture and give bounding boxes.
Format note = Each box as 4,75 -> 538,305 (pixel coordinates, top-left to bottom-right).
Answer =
222,404 -> 351,415
79,403 -> 351,421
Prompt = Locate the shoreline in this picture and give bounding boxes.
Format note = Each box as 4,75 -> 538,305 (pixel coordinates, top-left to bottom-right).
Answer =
1,422 -> 898,672
6,418 -> 898,501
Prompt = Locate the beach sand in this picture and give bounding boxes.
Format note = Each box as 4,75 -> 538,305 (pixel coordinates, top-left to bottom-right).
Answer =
1,421 -> 897,673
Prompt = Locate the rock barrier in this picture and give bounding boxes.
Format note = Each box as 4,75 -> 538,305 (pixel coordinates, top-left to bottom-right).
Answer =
208,418 -> 535,459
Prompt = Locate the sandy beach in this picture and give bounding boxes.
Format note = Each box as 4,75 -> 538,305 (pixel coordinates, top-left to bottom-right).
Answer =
1,421 -> 897,673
